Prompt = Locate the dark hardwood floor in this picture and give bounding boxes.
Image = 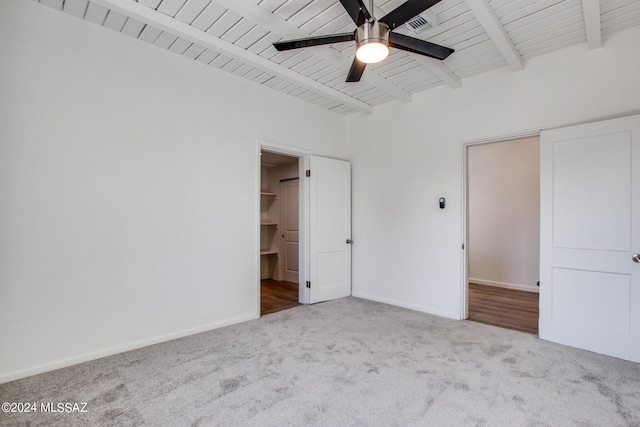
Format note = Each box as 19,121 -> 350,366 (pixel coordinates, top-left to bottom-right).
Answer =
261,279 -> 300,315
468,283 -> 539,335
260,280 -> 539,332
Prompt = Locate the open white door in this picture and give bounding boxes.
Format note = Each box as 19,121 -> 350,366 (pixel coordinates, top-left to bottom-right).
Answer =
308,156 -> 351,303
540,114 -> 640,362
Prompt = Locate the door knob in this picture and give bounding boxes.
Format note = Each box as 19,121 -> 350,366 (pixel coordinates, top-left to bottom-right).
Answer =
346,239 -> 352,244
634,253 -> 640,263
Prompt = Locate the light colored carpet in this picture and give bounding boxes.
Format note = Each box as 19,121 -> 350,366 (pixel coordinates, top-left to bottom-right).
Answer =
1,297 -> 639,426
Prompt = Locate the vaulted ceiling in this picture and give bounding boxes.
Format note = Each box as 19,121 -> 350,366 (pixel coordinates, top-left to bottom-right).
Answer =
33,0 -> 640,114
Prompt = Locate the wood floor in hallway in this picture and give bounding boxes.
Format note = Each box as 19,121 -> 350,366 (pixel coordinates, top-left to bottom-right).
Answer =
468,283 -> 539,335
261,279 -> 300,316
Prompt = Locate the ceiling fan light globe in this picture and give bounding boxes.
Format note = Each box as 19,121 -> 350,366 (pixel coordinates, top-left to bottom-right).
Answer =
356,41 -> 389,64
355,21 -> 390,64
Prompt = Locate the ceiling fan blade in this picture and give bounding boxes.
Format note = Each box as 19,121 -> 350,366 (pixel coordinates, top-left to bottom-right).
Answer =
389,32 -> 454,60
273,32 -> 355,51
379,0 -> 442,30
339,0 -> 372,24
346,57 -> 367,82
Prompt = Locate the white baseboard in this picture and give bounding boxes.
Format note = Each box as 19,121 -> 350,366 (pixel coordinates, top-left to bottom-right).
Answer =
0,313 -> 259,384
468,278 -> 539,293
351,292 -> 461,320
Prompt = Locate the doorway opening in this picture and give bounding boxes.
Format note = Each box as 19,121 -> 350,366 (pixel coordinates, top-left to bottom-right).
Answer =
464,136 -> 540,334
260,151 -> 301,315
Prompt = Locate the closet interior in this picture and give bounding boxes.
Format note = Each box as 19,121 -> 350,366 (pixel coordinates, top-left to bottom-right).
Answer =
260,151 -> 300,315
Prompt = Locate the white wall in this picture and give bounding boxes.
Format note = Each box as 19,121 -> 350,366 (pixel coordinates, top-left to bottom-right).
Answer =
347,25 -> 640,319
0,0 -> 345,382
468,137 -> 540,292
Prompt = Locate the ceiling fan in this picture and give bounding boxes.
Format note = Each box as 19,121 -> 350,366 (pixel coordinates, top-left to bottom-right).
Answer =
273,0 -> 454,83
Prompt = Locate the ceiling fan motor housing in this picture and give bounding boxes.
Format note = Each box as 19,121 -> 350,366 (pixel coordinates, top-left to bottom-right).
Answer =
355,21 -> 390,50
355,21 -> 390,63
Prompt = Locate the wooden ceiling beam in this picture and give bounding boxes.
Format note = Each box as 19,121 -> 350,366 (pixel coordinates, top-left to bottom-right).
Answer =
412,56 -> 462,89
91,0 -> 374,113
464,0 -> 524,71
582,0 -> 602,50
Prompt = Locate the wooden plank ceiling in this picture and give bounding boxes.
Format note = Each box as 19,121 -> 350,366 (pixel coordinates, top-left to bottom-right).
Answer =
34,0 -> 640,114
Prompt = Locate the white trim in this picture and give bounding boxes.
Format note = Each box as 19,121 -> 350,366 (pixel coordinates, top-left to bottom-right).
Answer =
469,278 -> 539,293
352,293 -> 460,320
255,141 -> 262,314
257,139 -> 313,156
462,129 -> 542,146
460,143 -> 469,320
0,313 -> 257,384
258,139 -> 311,305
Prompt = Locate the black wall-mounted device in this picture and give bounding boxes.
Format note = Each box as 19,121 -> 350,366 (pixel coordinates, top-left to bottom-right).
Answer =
439,197 -> 445,209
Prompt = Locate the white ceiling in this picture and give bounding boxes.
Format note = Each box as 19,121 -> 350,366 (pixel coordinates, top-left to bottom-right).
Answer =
34,0 -> 640,115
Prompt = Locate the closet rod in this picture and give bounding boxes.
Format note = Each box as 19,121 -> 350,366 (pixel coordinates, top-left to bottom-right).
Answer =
279,177 -> 299,182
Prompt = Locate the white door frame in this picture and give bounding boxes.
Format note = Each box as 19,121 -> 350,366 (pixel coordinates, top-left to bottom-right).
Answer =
460,129 -> 541,320
257,139 -> 312,311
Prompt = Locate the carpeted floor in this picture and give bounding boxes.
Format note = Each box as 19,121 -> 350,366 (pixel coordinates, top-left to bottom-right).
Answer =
1,297 -> 639,426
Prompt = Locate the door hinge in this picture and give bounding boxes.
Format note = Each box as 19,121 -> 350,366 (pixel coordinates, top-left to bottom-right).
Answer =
462,243 -> 465,250
306,170 -> 311,177
306,281 -> 311,288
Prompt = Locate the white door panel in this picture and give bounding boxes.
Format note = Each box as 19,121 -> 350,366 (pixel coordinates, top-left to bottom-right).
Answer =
309,156 -> 351,303
552,133 -> 631,251
540,114 -> 640,362
551,268 -> 631,333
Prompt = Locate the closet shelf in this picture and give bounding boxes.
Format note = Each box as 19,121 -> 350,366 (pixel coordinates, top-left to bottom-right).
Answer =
260,222 -> 278,226
260,192 -> 277,197
260,250 -> 278,256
